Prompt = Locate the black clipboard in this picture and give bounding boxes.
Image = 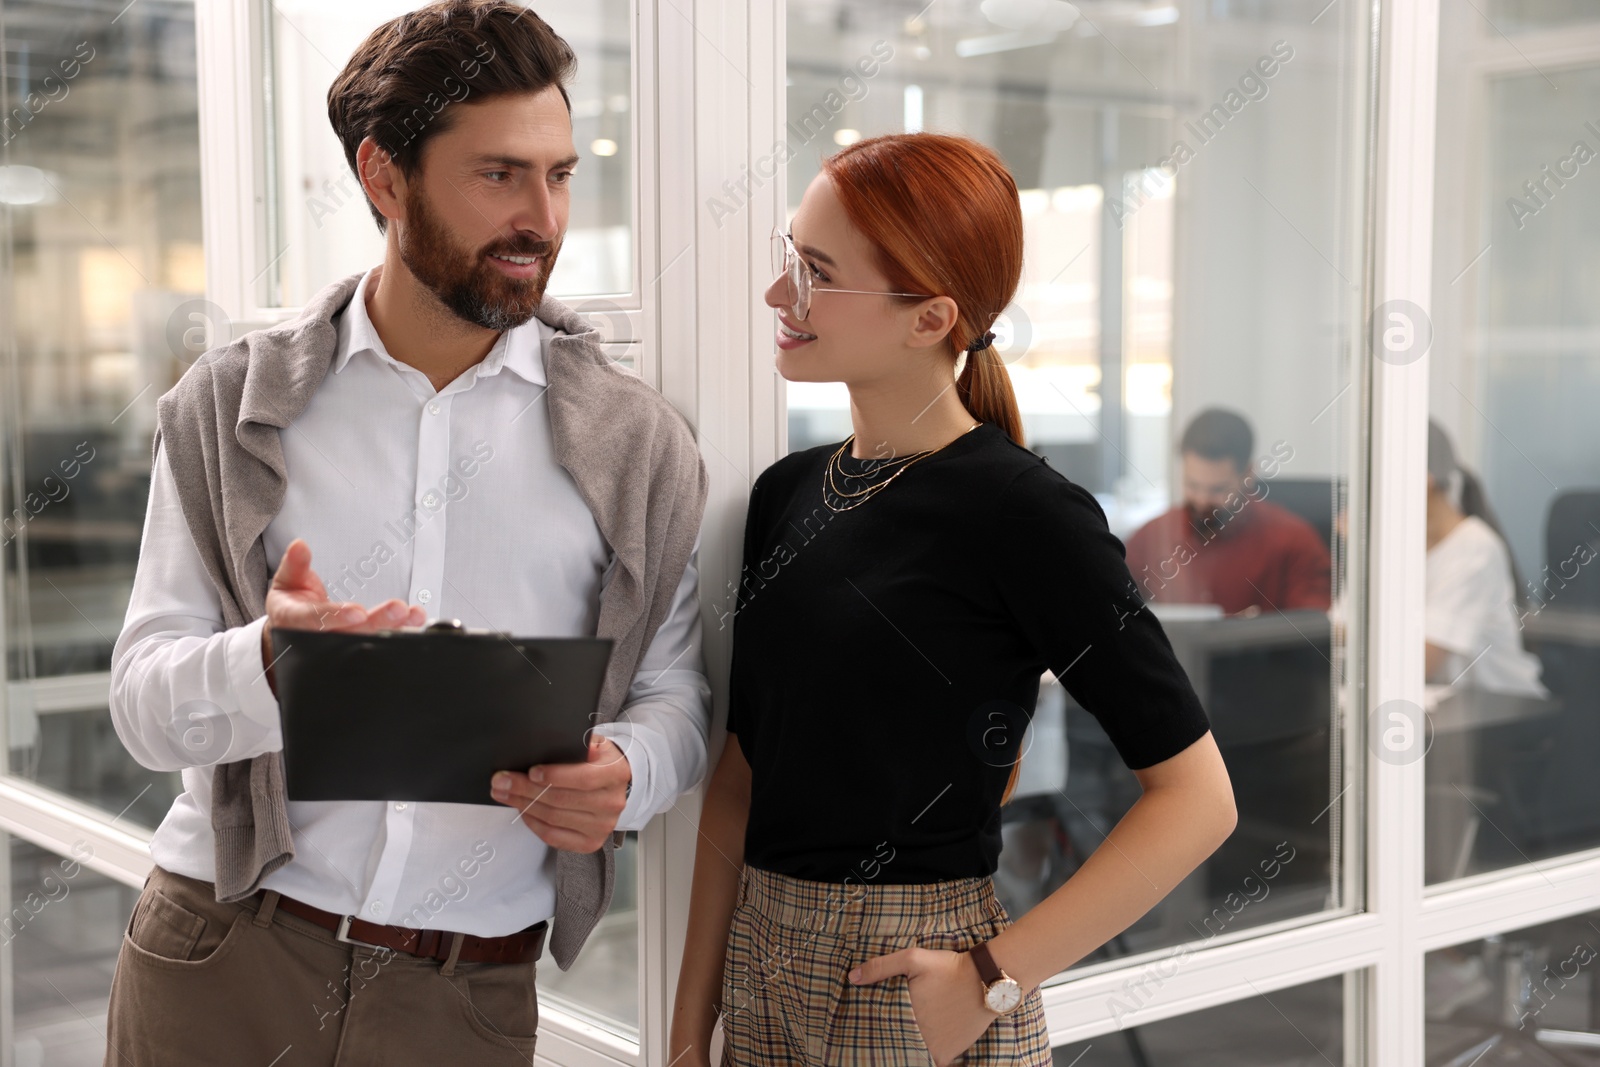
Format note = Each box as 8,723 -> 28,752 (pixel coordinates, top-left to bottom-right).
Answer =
272,621 -> 613,805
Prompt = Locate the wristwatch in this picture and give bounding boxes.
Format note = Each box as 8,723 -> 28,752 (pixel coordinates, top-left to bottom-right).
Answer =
969,941 -> 1023,1015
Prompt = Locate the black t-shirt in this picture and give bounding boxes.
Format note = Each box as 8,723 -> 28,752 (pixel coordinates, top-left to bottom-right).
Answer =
725,422 -> 1211,884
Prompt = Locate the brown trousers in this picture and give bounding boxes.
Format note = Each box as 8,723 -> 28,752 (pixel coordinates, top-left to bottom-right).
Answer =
104,865 -> 541,1066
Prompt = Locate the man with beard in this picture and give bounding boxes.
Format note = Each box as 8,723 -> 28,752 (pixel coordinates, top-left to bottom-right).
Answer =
103,3 -> 709,1063
1124,408 -> 1330,614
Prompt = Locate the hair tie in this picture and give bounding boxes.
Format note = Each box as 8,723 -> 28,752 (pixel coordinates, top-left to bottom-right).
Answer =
966,330 -> 996,353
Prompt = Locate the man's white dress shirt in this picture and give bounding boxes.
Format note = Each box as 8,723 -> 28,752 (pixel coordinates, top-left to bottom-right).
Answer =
111,268 -> 709,937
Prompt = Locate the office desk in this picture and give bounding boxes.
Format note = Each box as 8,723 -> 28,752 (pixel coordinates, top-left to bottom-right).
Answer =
1418,606 -> 1599,881
1425,686 -> 1559,732
1159,609 -> 1333,749
1422,684 -> 1563,882
1048,609 -> 1337,950
1523,606 -> 1600,646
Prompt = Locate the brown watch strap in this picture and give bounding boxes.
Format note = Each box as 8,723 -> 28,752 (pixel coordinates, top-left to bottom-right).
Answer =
969,940 -> 1004,984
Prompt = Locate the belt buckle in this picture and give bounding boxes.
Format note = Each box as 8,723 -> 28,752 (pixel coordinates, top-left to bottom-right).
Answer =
334,914 -> 388,952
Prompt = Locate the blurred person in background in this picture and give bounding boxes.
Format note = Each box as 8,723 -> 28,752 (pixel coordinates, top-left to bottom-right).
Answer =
1126,408 -> 1331,615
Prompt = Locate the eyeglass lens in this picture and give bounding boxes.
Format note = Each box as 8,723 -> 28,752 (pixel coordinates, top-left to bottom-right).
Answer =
772,233 -> 810,319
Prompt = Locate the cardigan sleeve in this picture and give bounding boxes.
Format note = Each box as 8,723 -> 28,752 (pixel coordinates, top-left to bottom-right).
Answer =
988,462 -> 1212,770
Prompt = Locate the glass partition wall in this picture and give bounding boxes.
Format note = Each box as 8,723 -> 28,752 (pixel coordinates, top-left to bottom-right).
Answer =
1420,2 -> 1600,1060
0,0 -> 647,1051
783,0 -> 1369,978
1423,0 -> 1600,888
1,1 -> 1597,1065
1,2 -> 202,1060
2,0 -> 199,832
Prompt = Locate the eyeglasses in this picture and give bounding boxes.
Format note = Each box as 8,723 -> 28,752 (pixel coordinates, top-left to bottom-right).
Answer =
770,228 -> 933,321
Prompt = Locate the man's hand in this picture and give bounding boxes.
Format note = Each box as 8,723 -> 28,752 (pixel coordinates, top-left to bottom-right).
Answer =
847,947 -> 998,1067
261,538 -> 426,692
490,736 -> 633,852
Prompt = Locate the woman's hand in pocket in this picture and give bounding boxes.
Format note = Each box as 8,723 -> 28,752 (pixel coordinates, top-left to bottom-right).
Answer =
848,947 -> 995,1067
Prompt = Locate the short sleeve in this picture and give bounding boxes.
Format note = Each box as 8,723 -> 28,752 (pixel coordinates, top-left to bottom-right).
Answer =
989,463 -> 1212,770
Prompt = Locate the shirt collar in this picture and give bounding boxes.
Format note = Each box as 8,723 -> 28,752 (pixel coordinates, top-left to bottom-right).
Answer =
334,266 -> 548,387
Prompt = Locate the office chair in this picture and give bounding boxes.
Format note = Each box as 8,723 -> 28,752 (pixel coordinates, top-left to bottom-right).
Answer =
1509,496 -> 1600,855
1544,489 -> 1600,611
1518,653 -> 1600,857
1262,476 -> 1345,552
1423,687 -> 1563,882
1428,919 -> 1600,1066
1206,639 -> 1335,888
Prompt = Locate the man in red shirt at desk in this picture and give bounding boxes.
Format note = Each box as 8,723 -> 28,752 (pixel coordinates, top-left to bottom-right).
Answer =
1125,408 -> 1330,615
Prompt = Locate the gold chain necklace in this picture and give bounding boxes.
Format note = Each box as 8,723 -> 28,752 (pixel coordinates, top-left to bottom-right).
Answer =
821,423 -> 982,513
825,444 -> 936,500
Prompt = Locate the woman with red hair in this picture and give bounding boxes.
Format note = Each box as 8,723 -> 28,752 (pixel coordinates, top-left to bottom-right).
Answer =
671,132 -> 1236,1066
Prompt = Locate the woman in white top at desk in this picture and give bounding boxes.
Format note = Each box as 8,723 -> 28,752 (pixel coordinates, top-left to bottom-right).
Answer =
1424,420 -> 1547,698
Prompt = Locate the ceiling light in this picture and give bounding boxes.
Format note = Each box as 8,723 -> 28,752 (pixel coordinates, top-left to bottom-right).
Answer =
956,30 -> 1057,57
0,165 -> 56,206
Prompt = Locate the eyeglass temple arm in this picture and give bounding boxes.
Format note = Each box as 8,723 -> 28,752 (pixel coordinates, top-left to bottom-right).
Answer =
814,287 -> 935,298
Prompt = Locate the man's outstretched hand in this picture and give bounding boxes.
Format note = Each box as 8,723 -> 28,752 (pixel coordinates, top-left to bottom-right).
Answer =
260,538 -> 427,693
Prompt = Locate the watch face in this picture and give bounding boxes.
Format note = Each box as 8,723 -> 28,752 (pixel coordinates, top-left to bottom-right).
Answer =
984,978 -> 1024,1014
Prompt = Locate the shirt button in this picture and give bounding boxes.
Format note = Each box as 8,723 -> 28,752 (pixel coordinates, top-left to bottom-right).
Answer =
417,589 -> 432,604
421,491 -> 440,508
428,401 -> 441,415
394,802 -> 408,811
370,902 -> 384,916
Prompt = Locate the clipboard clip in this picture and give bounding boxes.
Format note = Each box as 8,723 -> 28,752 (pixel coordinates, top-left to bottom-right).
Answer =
425,619 -> 465,632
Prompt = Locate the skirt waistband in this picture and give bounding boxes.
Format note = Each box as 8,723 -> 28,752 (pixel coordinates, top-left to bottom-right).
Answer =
737,865 -> 1003,940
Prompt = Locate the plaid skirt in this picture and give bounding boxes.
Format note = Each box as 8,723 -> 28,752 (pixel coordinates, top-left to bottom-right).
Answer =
718,865 -> 1052,1066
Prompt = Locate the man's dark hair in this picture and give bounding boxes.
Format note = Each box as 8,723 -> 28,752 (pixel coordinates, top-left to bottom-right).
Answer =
327,0 -> 577,234
1180,408 -> 1254,472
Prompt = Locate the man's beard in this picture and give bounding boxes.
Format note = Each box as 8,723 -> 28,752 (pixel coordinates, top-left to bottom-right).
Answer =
398,181 -> 562,331
1185,499 -> 1246,541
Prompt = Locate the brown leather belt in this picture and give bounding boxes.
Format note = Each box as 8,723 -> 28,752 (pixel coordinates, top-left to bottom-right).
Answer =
269,892 -> 547,965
